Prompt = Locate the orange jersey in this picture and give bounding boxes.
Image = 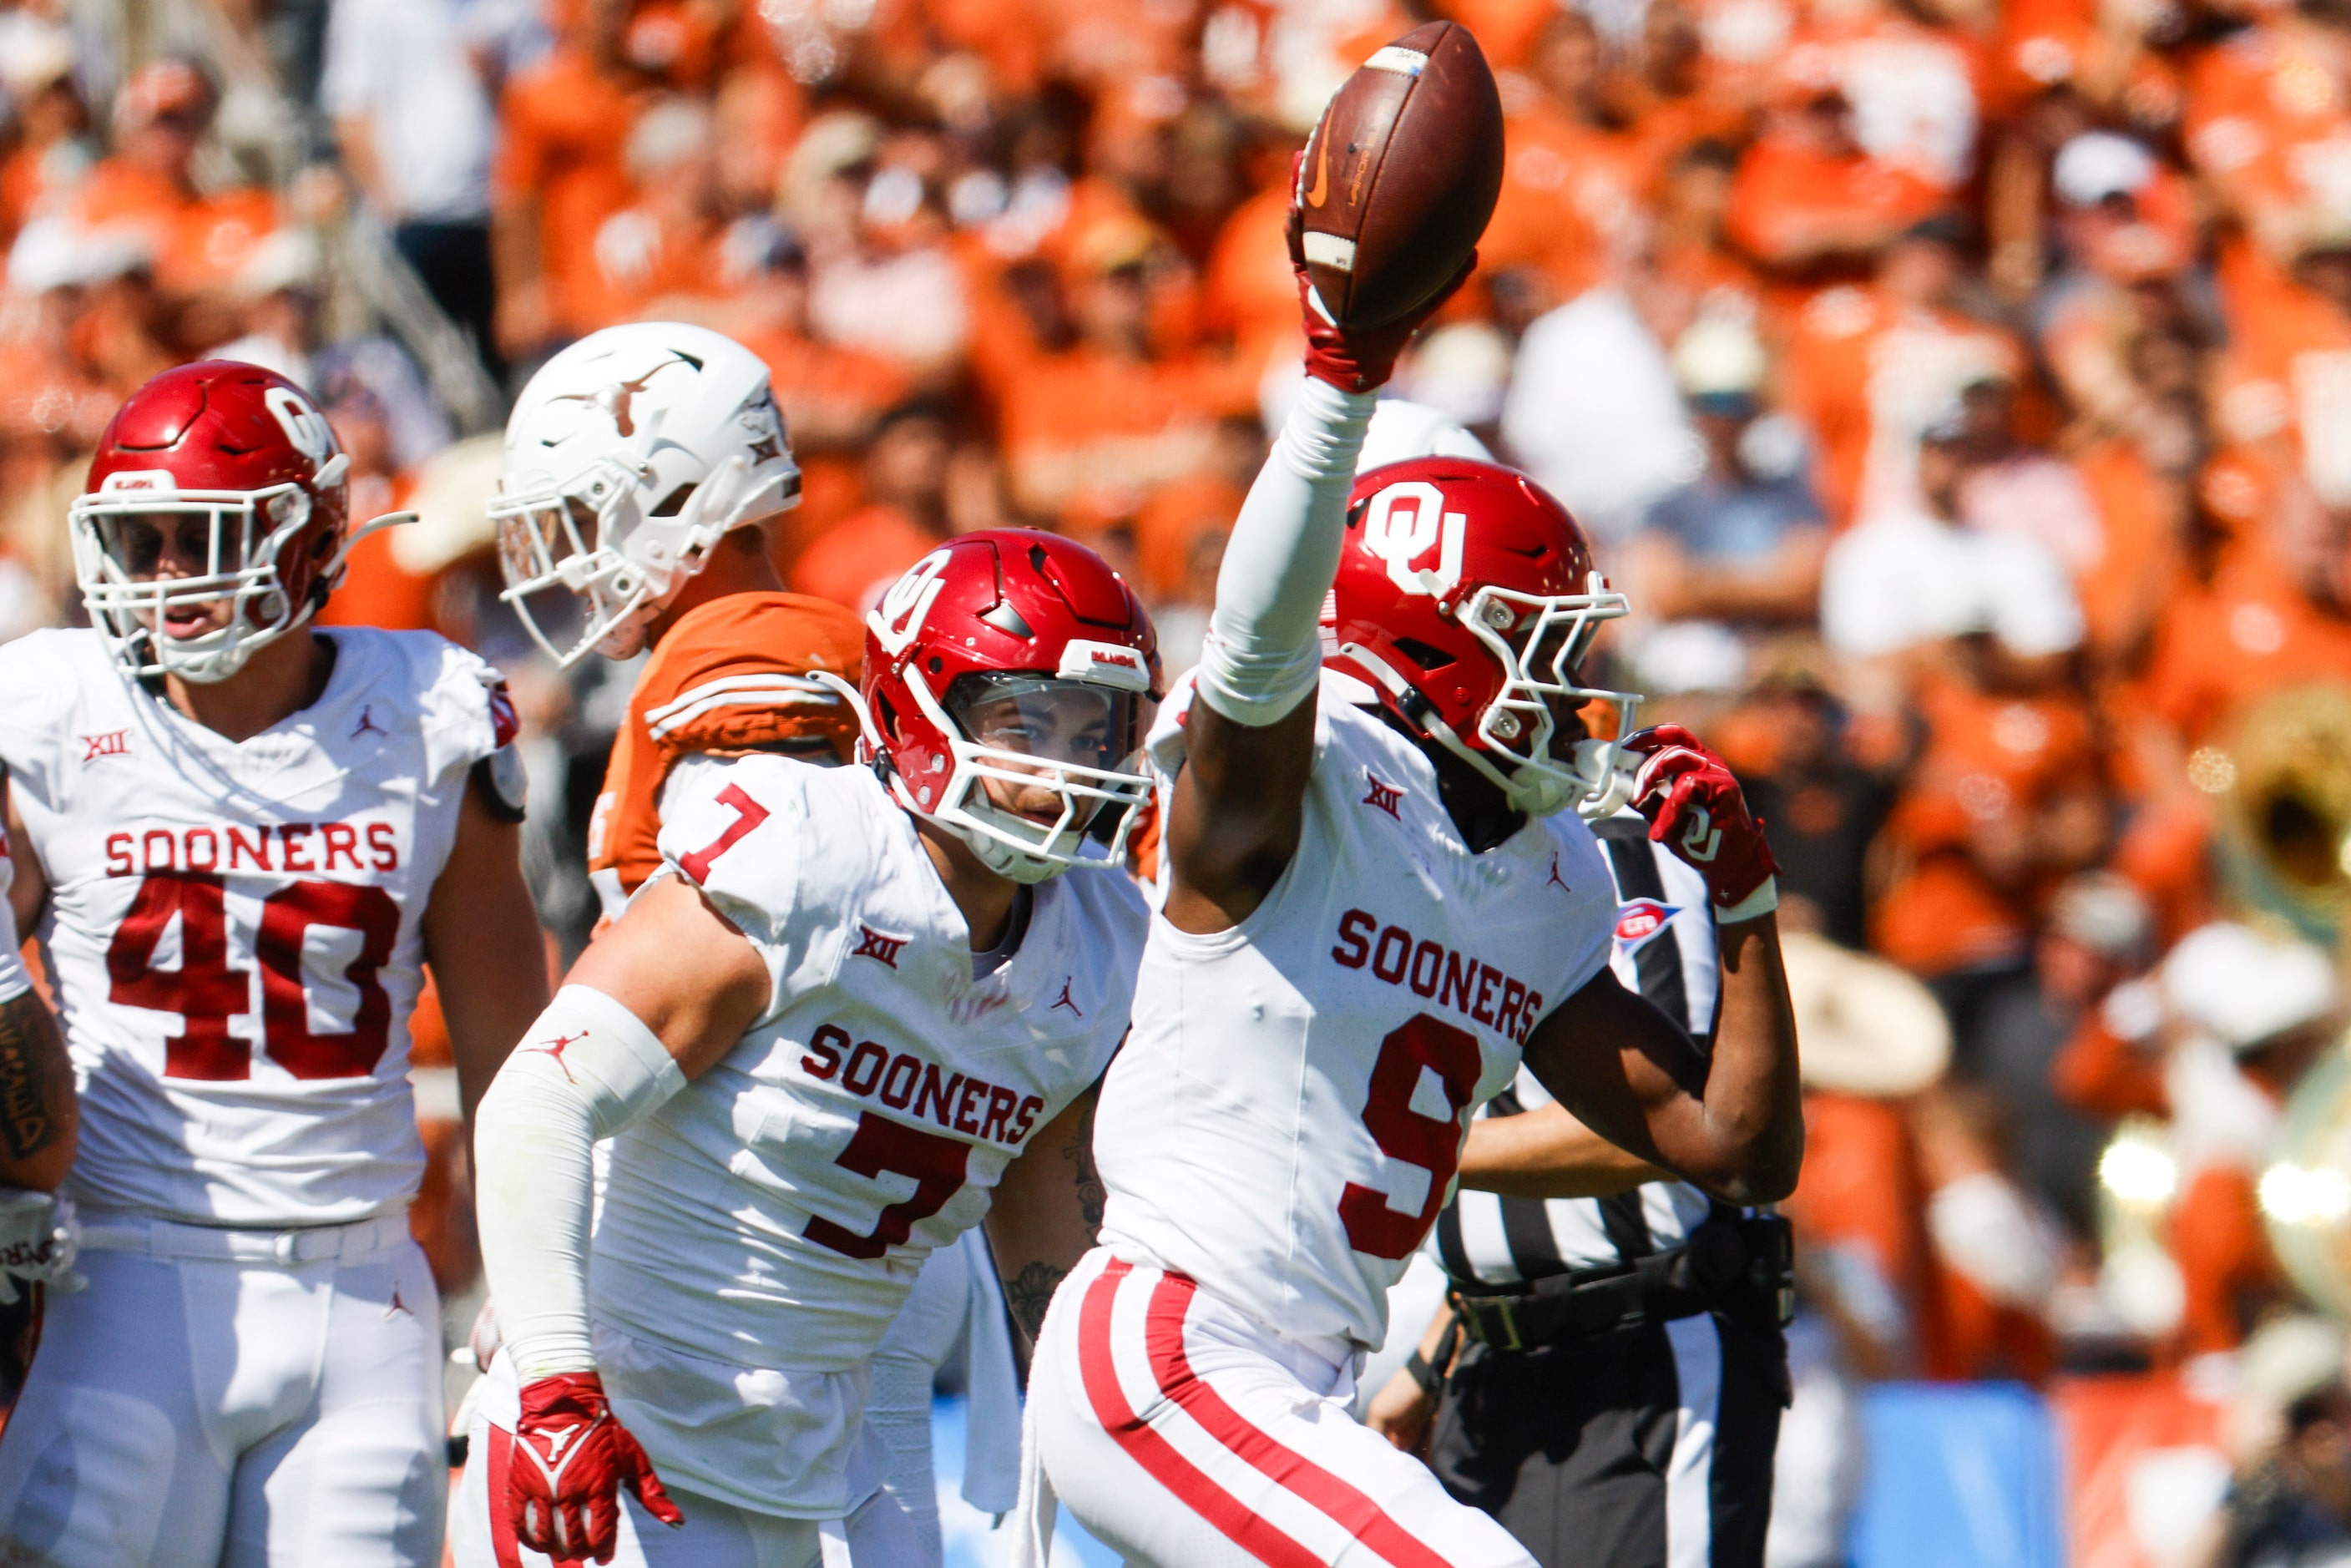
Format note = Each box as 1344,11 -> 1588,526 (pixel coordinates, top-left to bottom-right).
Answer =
2182,18 -> 2351,210
491,48 -> 645,336
2136,539 -> 2351,748
584,591 -> 864,919
1780,285 -> 2026,528
1481,89 -> 1655,301
71,160 -> 278,296
1871,677 -> 2102,976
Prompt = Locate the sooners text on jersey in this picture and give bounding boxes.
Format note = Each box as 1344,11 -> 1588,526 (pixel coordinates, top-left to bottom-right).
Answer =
0,626 -> 513,1227
1096,672 -> 1617,1355
594,748 -> 1140,1382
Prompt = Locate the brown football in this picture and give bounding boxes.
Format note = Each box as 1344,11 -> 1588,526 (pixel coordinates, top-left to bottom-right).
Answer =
1294,20 -> 1504,329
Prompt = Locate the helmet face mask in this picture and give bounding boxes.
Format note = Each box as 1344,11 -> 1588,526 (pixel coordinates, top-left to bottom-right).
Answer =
847,531 -> 1161,884
1457,581 -> 1639,818
71,363 -> 350,685
492,462 -> 668,665
493,324 -> 802,670
919,670 -> 1155,882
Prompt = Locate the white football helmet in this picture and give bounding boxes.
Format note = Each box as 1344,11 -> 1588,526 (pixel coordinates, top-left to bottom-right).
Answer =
493,322 -> 801,668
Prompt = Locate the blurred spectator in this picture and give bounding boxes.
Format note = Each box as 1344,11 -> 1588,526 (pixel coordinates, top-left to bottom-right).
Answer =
1501,276 -> 1697,539
73,59 -> 278,306
1480,10 -> 1653,307
0,20 -> 91,246
993,215 -> 1251,532
1725,68 -> 1940,285
1629,314 -> 1828,644
324,0 -> 538,373
1821,402 -> 2084,665
1782,216 -> 2030,528
805,124 -> 972,377
2139,474 -> 2351,750
2158,923 -> 2341,1359
1913,1082 -> 2067,1383
1974,871 -> 2156,1230
579,96 -> 726,328
790,397 -> 958,612
2187,1316 -> 2351,1568
1716,642 -> 1904,947
488,8 -> 662,366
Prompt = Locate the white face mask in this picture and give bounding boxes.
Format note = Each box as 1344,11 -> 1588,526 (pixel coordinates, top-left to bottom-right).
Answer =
1456,579 -> 1642,819
73,482 -> 317,684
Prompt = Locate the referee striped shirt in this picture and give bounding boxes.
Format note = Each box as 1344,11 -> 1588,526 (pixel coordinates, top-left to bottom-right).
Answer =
1436,812 -> 1726,1286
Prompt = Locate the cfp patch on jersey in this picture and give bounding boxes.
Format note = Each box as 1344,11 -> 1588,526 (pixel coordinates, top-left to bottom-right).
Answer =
1614,898 -> 1681,953
473,745 -> 528,823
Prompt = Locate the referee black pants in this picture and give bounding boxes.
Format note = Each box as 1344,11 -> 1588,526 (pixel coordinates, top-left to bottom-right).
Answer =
1428,1312 -> 1787,1568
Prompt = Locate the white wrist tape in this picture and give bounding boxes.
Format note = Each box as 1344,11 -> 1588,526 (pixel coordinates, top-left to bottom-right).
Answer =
1717,876 -> 1778,924
1195,377 -> 1377,727
475,984 -> 688,1379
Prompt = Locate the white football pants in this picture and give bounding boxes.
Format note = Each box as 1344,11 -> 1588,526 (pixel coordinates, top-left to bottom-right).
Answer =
0,1219 -> 445,1567
1029,1249 -> 1537,1568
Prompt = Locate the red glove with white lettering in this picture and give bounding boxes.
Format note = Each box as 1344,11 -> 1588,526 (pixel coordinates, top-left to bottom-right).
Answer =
1622,725 -> 1780,918
1287,156 -> 1476,393
508,1373 -> 685,1564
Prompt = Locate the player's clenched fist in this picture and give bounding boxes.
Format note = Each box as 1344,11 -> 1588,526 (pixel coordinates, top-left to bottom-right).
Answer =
1623,725 -> 1780,918
509,1373 -> 684,1563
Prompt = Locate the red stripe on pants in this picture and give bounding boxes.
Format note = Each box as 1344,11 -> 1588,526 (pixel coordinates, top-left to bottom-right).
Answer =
485,1425 -> 526,1568
1075,1258 -> 1325,1567
1140,1272 -> 1458,1568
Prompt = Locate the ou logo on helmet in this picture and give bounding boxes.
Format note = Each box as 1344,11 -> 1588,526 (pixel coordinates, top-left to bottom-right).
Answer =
870,549 -> 952,655
264,386 -> 333,463
1362,482 -> 1465,599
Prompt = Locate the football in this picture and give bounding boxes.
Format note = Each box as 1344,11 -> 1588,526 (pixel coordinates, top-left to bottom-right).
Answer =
1294,20 -> 1505,328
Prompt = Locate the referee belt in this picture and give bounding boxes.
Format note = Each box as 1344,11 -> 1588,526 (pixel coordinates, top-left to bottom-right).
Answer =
1451,1215 -> 1793,1353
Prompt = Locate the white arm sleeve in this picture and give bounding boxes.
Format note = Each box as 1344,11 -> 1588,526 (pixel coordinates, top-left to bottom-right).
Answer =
474,984 -> 689,1379
1194,376 -> 1378,726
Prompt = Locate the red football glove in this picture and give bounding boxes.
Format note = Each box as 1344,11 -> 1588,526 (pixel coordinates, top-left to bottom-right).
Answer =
508,1373 -> 685,1564
1622,725 -> 1780,914
1287,155 -> 1476,393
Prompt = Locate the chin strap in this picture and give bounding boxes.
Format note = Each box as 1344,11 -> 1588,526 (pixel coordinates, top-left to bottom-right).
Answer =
325,510 -> 418,583
807,669 -> 886,756
1336,642 -> 1633,822
1337,640 -> 1534,797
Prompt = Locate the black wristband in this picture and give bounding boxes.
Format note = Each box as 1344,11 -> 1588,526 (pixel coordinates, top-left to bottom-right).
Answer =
1403,1349 -> 1442,1398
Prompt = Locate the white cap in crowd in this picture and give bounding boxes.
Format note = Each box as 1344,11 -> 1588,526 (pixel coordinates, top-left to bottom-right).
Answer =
2163,921 -> 2341,1054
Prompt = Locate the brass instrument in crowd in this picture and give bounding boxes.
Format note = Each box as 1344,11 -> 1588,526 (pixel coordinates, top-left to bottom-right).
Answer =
2209,684 -> 2351,950
2265,1045 -> 2351,1322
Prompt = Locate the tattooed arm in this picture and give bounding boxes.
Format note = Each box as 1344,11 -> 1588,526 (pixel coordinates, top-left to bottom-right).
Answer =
0,992 -> 73,1191
0,781 -> 70,1191
983,1087 -> 1105,1349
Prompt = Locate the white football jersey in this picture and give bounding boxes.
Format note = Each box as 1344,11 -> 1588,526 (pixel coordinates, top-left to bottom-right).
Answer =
0,627 -> 513,1228
1095,673 -> 1617,1355
595,756 -> 1142,1378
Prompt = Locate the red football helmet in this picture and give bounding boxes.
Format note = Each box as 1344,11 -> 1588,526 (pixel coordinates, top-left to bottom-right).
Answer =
1325,458 -> 1643,819
70,362 -> 372,682
830,529 -> 1161,883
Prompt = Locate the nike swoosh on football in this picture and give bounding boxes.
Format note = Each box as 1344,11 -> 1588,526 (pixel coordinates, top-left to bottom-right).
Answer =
1304,136 -> 1331,207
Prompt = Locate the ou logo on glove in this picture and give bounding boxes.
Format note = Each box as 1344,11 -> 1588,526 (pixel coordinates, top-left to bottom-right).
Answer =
1362,481 -> 1466,599
869,549 -> 952,655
